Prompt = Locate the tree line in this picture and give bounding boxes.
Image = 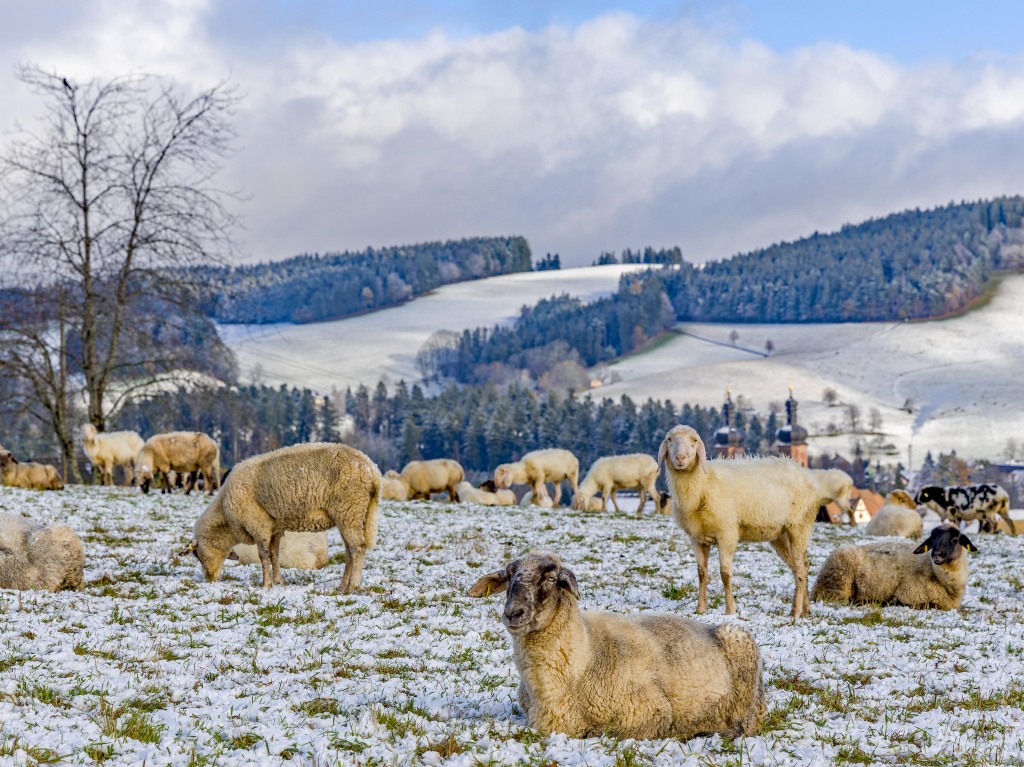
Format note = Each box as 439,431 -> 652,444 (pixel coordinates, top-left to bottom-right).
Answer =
196,236 -> 533,324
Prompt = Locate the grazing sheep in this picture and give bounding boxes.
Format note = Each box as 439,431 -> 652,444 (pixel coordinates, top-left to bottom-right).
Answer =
865,490 -> 923,538
456,481 -> 516,506
0,450 -> 63,490
810,468 -> 854,523
572,453 -> 665,513
231,531 -> 329,570
495,448 -> 579,507
181,442 -> 380,590
659,425 -> 824,617
0,512 -> 83,591
80,424 -> 145,486
381,470 -> 409,501
135,431 -> 220,495
397,459 -> 464,502
915,484 -> 1013,534
468,552 -> 764,740
811,525 -> 976,610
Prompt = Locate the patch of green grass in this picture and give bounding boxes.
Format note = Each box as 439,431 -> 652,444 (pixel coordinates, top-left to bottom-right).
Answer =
0,735 -> 63,765
661,581 -> 694,600
415,734 -> 467,759
295,697 -> 342,717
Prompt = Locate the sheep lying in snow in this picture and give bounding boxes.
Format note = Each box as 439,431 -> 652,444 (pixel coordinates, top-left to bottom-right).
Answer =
519,488 -> 553,508
136,431 -> 220,495
456,481 -> 516,506
0,512 -> 83,591
812,525 -> 976,610
915,484 -> 1013,534
80,424 -> 144,486
572,453 -> 667,513
468,552 -> 764,740
181,442 -> 380,590
659,425 -> 825,617
865,490 -> 923,538
495,448 -> 579,507
231,532 -> 329,570
395,459 -> 464,502
381,470 -> 409,501
0,450 -> 63,490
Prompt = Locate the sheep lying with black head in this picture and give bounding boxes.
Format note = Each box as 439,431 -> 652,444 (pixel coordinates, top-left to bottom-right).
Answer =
812,524 -> 976,610
182,442 -> 380,591
468,552 -> 764,740
0,512 -> 84,591
659,425 -> 826,617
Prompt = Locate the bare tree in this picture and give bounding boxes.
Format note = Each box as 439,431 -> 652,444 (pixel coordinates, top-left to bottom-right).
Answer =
415,330 -> 461,382
0,66 -> 241,478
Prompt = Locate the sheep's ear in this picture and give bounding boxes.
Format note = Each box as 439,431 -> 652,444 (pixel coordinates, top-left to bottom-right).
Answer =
913,542 -> 930,554
959,533 -> 978,553
695,436 -> 708,474
468,569 -> 509,598
657,438 -> 669,470
178,538 -> 198,557
557,566 -> 580,599
227,550 -> 240,561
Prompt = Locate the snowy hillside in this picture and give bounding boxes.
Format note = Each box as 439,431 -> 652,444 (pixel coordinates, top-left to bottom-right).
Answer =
2,485 -> 1023,766
218,267 -> 1024,463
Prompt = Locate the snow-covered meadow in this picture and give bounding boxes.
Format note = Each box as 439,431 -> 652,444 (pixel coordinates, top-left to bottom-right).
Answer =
2,486 -> 1024,766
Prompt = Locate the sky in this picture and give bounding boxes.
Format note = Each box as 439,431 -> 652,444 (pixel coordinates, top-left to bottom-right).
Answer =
2,1 -> 1024,267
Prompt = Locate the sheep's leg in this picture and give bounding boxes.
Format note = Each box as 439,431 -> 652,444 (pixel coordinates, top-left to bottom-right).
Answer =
718,535 -> 738,615
449,483 -> 460,503
637,488 -> 647,514
610,489 -> 621,514
693,540 -> 711,614
599,489 -> 609,512
780,527 -> 813,617
183,472 -> 197,495
256,540 -> 275,588
270,530 -> 284,585
551,481 -> 562,507
124,462 -> 134,488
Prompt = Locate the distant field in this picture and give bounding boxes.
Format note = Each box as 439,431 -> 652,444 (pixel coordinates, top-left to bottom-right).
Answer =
3,485 -> 1023,766
218,268 -> 1024,462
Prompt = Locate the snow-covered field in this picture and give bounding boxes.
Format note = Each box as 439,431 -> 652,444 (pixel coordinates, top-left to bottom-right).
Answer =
3,486 -> 1024,766
218,268 -> 1024,463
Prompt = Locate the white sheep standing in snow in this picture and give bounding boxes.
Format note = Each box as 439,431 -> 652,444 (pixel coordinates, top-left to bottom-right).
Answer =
181,442 -> 380,591
136,431 -> 220,495
865,490 -> 923,538
80,424 -> 145,487
494,448 -> 579,507
456,480 -> 516,506
468,552 -> 765,739
812,524 -> 976,610
659,425 -> 826,617
572,453 -> 667,513
396,458 -> 464,502
0,512 -> 84,591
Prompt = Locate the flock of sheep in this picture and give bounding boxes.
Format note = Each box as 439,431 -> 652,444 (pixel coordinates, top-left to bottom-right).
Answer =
0,421 -> 1015,743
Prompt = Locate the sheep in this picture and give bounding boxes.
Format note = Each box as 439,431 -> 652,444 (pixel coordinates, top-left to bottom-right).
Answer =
180,442 -> 380,590
381,470 -> 409,501
0,450 -> 63,490
810,468 -> 854,523
811,525 -> 977,610
915,484 -> 1013,534
572,453 -> 666,513
865,490 -> 923,538
495,448 -> 579,507
456,481 -> 516,506
80,424 -> 145,486
0,512 -> 84,591
135,431 -> 220,495
467,552 -> 764,740
658,425 -> 825,617
396,458 -> 464,502
231,531 -> 329,570
519,488 -> 554,508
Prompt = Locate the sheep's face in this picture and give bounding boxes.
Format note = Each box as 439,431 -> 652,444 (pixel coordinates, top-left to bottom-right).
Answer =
0,451 -> 15,471
180,537 -> 231,581
886,489 -> 917,509
913,524 -> 978,565
467,553 -> 580,636
136,464 -> 154,494
658,426 -> 706,474
494,466 -> 513,488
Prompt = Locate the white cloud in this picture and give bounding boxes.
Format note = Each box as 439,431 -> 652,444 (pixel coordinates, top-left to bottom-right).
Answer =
2,4 -> 1024,266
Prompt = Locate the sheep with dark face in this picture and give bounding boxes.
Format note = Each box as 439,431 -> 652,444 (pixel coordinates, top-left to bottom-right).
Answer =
915,484 -> 1012,534
811,525 -> 977,610
467,552 -> 765,740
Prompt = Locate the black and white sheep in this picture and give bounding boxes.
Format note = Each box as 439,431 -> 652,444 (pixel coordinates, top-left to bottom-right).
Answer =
468,552 -> 765,740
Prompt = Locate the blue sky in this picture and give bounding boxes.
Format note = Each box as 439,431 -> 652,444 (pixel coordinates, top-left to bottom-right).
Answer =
3,1 -> 1024,266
